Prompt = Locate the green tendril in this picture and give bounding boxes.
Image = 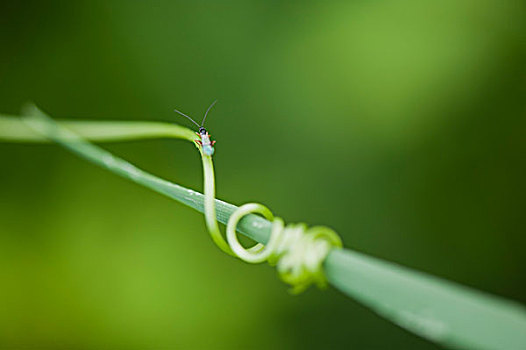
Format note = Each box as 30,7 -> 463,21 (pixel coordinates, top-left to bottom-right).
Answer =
225,203 -> 343,293
197,125 -> 343,292
200,154 -> 235,256
17,104 -> 343,292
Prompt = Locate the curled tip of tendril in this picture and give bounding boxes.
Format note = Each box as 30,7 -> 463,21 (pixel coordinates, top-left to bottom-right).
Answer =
226,203 -> 343,293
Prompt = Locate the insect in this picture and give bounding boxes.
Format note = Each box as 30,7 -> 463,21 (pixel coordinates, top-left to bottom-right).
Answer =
174,100 -> 217,156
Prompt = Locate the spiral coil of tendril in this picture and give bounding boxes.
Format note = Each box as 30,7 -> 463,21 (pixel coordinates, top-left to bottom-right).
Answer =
199,140 -> 343,293
226,203 -> 343,293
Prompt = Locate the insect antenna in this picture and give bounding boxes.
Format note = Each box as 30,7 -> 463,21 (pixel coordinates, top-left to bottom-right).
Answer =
201,100 -> 217,127
173,108 -> 200,128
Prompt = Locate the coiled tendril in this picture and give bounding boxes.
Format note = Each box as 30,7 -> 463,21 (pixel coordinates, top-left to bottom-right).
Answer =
226,203 -> 343,293
22,108 -> 343,294
199,150 -> 342,293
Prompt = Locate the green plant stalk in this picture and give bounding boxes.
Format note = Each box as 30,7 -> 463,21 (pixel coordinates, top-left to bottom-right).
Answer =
2,109 -> 525,349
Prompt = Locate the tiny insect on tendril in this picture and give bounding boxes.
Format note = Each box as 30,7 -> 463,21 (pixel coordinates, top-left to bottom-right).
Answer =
174,100 -> 217,156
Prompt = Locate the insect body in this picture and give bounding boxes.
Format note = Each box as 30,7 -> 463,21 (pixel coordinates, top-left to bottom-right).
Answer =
197,126 -> 215,156
174,100 -> 217,156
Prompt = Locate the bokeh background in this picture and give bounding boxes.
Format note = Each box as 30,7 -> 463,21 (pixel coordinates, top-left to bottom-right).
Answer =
0,1 -> 525,349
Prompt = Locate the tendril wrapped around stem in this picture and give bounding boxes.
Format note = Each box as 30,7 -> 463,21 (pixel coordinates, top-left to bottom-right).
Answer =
225,203 -> 343,293
199,152 -> 343,292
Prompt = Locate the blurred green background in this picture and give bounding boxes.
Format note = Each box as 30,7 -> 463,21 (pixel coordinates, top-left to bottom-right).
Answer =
0,1 -> 525,349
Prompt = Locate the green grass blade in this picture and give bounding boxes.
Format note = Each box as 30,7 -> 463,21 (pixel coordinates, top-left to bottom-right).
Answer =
326,249 -> 526,349
2,107 -> 524,349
